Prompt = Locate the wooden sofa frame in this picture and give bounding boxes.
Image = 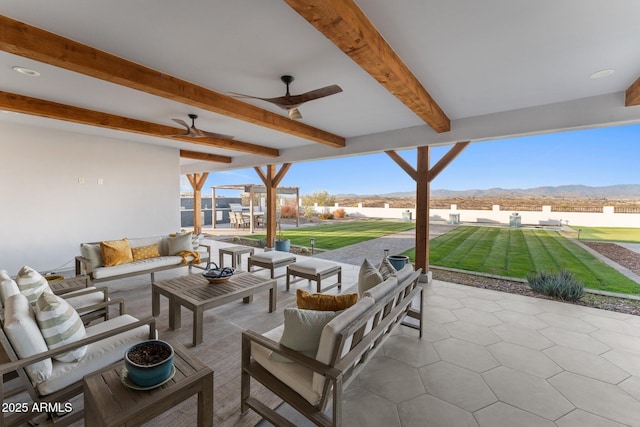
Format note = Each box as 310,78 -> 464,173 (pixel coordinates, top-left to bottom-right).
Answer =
241,269 -> 423,427
75,243 -> 211,284
0,300 -> 156,427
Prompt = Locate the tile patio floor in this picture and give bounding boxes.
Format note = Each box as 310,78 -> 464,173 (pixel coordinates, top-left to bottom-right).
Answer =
207,239 -> 640,427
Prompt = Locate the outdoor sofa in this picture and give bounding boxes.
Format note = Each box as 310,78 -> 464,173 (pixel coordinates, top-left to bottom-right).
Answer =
75,233 -> 210,284
241,262 -> 423,426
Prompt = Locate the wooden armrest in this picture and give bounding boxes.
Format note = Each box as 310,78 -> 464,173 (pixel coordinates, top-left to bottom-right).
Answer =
242,330 -> 341,379
75,256 -> 94,275
0,317 -> 156,375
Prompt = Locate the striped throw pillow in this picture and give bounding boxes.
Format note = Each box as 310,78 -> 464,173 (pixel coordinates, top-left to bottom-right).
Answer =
16,265 -> 52,303
35,291 -> 87,362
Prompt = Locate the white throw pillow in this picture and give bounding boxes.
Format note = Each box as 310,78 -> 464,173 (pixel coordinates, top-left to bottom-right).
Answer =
270,308 -> 338,363
3,294 -> 53,383
378,257 -> 396,280
80,243 -> 103,268
0,270 -> 20,307
35,291 -> 87,363
16,265 -> 52,303
357,258 -> 383,297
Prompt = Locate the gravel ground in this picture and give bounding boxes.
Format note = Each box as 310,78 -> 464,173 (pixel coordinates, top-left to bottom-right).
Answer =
581,241 -> 640,276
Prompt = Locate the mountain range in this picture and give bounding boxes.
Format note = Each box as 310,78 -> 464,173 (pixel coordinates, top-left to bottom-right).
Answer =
336,184 -> 640,199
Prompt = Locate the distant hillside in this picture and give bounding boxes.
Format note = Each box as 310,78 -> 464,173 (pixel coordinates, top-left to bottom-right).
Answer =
336,184 -> 640,200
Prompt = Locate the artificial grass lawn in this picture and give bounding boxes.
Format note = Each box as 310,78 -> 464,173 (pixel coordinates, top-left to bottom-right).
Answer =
404,226 -> 640,295
565,226 -> 640,244
249,220 -> 415,251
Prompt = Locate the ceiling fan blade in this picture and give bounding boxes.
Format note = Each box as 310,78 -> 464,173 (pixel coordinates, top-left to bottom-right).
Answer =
229,92 -> 301,110
196,129 -> 235,140
290,84 -> 343,105
288,108 -> 302,120
170,118 -> 196,137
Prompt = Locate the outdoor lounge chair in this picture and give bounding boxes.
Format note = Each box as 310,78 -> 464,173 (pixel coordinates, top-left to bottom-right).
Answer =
0,293 -> 156,426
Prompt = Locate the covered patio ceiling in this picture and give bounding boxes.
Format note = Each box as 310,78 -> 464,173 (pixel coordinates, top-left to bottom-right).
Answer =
2,1 -> 640,173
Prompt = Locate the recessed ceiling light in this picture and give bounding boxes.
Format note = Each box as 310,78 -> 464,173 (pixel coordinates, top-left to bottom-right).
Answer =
589,69 -> 615,79
12,66 -> 40,77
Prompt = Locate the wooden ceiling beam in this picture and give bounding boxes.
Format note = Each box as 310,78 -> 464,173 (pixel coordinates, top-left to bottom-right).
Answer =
0,91 -> 278,159
285,0 -> 450,133
625,76 -> 640,106
0,14 -> 345,148
180,150 -> 231,164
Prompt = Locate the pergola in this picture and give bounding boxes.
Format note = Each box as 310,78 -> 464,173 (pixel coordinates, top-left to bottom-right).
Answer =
210,183 -> 300,234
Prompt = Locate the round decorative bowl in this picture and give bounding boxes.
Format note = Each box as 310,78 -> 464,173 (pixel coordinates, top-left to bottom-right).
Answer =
124,340 -> 174,387
202,262 -> 234,284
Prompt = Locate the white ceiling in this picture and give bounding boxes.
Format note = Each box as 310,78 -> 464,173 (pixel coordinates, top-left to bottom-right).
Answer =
2,0 -> 640,173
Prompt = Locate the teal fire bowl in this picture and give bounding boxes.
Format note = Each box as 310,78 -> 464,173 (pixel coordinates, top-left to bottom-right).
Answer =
388,255 -> 409,271
124,340 -> 174,387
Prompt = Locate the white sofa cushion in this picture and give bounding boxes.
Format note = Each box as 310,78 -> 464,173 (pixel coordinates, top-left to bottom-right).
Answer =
37,314 -> 151,396
35,292 -> 87,363
16,265 -> 52,303
313,297 -> 375,393
63,287 -> 106,309
270,309 -> 338,363
363,277 -> 398,302
250,251 -> 296,263
252,326 -> 321,406
288,259 -> 339,275
0,270 -> 20,307
91,256 -> 183,279
3,294 -> 52,384
395,264 -> 415,284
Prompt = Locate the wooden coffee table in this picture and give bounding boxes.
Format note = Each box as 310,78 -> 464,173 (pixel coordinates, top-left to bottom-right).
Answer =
152,272 -> 277,346
83,341 -> 213,426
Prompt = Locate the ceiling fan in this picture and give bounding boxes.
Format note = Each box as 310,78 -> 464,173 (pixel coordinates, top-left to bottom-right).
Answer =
229,75 -> 342,120
170,114 -> 234,139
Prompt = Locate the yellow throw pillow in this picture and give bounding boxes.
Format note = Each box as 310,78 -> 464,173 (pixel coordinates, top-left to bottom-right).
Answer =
100,238 -> 133,267
131,244 -> 160,261
296,289 -> 358,312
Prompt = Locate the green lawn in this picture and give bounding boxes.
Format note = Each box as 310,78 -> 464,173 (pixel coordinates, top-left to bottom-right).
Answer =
403,226 -> 640,295
249,220 -> 415,250
565,226 -> 640,244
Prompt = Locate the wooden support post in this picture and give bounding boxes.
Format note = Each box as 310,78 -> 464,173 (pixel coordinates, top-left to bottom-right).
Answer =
386,142 -> 470,277
212,186 -> 217,229
415,147 -> 430,273
187,173 -> 209,235
255,164 -> 292,248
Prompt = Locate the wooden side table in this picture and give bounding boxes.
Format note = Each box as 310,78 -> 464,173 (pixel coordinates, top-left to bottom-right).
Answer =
83,342 -> 213,426
48,275 -> 90,294
219,245 -> 255,270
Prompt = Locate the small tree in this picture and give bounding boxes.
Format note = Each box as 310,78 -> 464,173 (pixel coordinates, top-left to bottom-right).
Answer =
301,190 -> 336,207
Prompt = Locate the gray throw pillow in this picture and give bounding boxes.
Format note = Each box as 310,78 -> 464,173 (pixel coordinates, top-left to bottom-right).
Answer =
270,308 -> 338,363
167,232 -> 193,255
378,257 -> 396,280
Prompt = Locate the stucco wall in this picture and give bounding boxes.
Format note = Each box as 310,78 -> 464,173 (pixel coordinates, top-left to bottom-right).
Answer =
0,122 -> 180,274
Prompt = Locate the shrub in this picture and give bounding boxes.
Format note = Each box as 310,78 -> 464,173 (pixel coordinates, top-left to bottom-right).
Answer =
303,205 -> 315,219
280,205 -> 298,218
318,212 -> 334,220
333,208 -> 346,219
527,269 -> 584,301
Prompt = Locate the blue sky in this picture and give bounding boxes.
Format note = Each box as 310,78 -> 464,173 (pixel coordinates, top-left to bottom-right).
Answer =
187,123 -> 640,196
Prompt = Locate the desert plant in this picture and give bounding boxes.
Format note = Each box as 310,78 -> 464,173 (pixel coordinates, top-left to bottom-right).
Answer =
333,208 -> 346,219
303,205 -> 315,219
280,205 -> 298,218
527,269 -> 584,301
